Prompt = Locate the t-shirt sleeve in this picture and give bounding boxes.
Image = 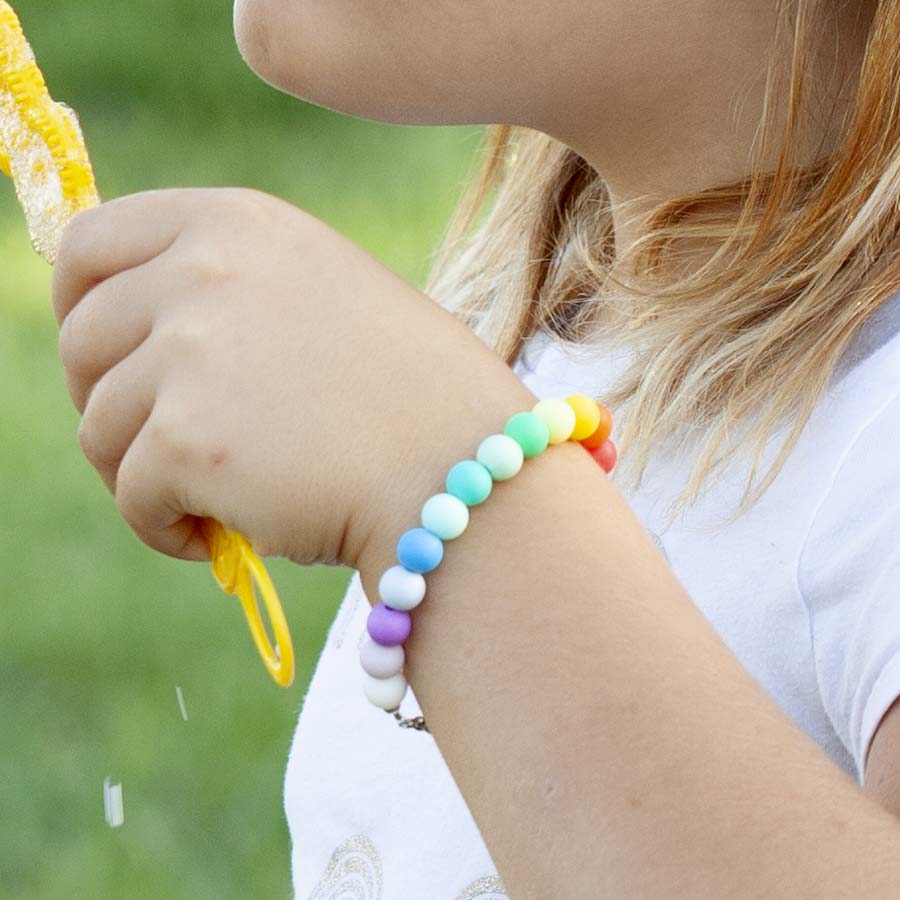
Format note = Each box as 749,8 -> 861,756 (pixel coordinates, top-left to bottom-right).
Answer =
797,386 -> 900,786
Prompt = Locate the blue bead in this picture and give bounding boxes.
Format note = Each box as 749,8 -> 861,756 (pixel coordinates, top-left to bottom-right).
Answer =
396,527 -> 444,573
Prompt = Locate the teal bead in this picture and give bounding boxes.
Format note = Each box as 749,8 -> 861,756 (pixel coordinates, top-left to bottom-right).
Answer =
476,433 -> 524,481
504,411 -> 550,458
421,492 -> 470,540
446,459 -> 493,506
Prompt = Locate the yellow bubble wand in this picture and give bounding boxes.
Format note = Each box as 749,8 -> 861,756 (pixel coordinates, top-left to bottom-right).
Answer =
0,1 -> 294,687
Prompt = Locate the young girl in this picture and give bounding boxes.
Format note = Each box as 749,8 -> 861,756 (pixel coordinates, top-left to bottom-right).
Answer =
52,0 -> 900,896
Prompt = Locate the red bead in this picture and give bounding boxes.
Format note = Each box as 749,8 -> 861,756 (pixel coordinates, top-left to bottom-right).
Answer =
588,439 -> 617,472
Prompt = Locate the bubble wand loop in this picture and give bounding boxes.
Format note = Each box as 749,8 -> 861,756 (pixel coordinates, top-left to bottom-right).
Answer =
0,1 -> 294,687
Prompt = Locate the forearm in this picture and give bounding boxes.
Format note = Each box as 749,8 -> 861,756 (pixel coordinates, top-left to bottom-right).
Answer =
355,382 -> 900,900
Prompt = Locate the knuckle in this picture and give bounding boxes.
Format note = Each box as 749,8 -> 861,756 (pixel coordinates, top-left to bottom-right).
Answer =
52,211 -> 96,323
143,407 -> 194,464
57,307 -> 81,371
57,297 -> 97,374
77,381 -> 111,466
57,207 -> 95,265
76,417 -> 95,461
113,465 -> 141,530
222,185 -> 264,207
175,243 -> 238,289
218,186 -> 275,226
50,269 -> 68,325
76,415 -> 104,468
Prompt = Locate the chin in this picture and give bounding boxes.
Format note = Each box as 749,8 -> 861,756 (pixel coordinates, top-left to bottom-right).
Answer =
232,0 -> 489,126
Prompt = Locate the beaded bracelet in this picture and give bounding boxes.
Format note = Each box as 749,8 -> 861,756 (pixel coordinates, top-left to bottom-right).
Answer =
358,393 -> 617,731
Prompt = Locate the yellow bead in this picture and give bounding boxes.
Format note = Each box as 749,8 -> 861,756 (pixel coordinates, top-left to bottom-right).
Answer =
565,394 -> 602,441
531,398 -> 576,444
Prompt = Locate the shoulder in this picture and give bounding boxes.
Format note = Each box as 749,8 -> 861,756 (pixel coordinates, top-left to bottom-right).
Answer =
796,343 -> 900,784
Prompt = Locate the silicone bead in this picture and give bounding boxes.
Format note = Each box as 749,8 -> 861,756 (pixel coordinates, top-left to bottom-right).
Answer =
476,433 -> 524,481
532,398 -> 577,444
363,672 -> 408,711
589,438 -> 618,473
378,565 -> 427,611
397,527 -> 444,573
504,411 -> 551,458
580,403 -> 614,449
421,492 -> 470,540
446,460 -> 493,506
359,637 -> 405,678
367,602 -> 412,645
565,394 -> 602,441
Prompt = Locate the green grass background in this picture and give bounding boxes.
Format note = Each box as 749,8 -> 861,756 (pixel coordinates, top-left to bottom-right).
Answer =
0,3 -> 483,896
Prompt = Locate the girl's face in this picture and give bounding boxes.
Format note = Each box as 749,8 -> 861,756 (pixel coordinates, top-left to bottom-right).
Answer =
232,0 -> 783,139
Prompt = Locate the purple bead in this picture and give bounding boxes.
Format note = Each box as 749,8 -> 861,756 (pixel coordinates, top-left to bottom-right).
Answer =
367,602 -> 411,646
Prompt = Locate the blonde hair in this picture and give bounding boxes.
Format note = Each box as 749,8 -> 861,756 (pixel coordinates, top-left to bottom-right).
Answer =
424,0 -> 900,529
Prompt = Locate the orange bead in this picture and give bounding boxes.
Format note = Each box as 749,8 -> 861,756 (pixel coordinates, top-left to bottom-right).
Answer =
588,439 -> 617,473
580,403 -> 613,449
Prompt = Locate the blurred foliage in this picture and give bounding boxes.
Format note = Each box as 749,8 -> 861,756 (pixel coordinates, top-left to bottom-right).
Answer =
0,2 -> 482,897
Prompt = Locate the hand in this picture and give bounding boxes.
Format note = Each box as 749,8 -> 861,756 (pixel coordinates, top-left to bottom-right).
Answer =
53,188 -> 534,568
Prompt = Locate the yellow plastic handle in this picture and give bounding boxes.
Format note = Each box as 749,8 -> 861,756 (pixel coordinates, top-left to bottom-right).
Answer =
204,519 -> 295,687
0,0 -> 295,687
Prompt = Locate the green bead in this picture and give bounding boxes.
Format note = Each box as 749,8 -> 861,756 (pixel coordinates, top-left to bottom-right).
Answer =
445,459 -> 493,506
504,411 -> 550,458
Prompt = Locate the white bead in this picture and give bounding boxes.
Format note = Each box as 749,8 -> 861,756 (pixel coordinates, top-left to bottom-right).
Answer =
359,638 -> 405,678
476,433 -> 524,480
363,672 -> 408,710
378,565 -> 426,611
421,492 -> 470,540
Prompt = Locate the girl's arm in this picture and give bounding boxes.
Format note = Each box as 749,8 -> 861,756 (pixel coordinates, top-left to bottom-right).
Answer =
51,189 -> 900,897
354,406 -> 900,900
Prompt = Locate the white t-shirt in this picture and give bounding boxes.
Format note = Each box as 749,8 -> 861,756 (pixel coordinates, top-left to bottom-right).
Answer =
284,287 -> 900,900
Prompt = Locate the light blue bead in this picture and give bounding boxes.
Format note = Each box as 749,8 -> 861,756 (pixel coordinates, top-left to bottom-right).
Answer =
396,527 -> 444,573
421,492 -> 470,540
445,459 -> 493,506
476,433 -> 524,481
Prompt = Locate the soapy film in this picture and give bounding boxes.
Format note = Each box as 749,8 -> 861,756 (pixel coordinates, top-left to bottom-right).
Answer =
0,1 -> 99,263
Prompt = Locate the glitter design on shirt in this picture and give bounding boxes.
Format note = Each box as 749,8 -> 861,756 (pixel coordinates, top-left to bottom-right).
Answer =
304,833 -> 507,899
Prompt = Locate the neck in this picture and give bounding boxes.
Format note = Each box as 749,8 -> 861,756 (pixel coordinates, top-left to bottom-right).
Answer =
535,2 -> 873,271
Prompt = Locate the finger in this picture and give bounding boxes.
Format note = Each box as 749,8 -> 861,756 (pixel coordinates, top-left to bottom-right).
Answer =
52,189 -> 191,326
77,342 -> 158,496
59,252 -> 171,413
115,413 -> 211,563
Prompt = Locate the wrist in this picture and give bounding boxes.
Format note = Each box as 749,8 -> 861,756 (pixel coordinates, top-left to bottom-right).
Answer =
347,370 -> 612,605
354,434 -> 601,622
343,371 -> 542,575
349,369 -> 620,717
